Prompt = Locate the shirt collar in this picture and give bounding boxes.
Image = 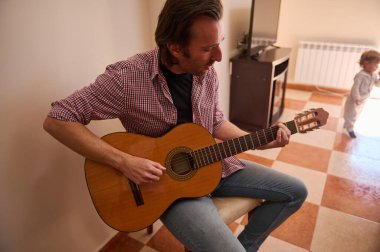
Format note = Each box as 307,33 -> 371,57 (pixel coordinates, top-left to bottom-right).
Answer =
149,47 -> 209,84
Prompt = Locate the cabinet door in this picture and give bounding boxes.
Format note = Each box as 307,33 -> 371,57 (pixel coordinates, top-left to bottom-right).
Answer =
229,59 -> 272,131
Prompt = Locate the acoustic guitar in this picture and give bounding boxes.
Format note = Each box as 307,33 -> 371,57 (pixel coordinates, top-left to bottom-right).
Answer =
84,108 -> 328,232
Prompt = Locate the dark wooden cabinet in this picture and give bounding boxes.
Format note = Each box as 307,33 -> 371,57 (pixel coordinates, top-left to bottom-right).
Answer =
229,47 -> 291,131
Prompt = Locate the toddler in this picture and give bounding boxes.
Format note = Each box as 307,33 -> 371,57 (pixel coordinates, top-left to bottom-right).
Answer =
343,50 -> 380,138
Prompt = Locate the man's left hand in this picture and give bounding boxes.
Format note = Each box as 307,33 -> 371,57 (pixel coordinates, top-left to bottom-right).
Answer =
257,123 -> 291,150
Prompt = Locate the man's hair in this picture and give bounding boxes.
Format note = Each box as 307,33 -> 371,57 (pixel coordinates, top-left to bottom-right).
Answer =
359,50 -> 380,65
155,0 -> 223,66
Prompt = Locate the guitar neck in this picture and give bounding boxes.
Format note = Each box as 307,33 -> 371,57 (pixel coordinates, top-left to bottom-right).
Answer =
190,120 -> 298,168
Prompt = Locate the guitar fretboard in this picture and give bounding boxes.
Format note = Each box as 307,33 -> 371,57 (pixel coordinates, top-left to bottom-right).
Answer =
190,120 -> 298,168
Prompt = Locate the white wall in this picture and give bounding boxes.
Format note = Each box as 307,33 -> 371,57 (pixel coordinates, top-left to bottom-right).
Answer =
0,0 -> 153,251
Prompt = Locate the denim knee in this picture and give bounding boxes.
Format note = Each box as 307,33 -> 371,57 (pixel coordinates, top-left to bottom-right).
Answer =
292,178 -> 308,207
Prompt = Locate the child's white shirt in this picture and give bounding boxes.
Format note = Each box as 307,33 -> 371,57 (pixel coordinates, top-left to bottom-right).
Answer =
350,70 -> 380,102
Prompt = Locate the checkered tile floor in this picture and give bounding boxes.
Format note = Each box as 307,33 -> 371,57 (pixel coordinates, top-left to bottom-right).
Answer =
101,87 -> 380,252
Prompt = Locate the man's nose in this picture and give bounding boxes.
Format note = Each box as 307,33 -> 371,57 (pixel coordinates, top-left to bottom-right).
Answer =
212,45 -> 222,62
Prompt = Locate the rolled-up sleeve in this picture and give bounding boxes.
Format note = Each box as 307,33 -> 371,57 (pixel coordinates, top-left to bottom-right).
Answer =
48,64 -> 126,125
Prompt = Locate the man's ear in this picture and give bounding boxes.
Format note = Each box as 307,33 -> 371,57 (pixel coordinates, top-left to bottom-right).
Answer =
167,43 -> 182,58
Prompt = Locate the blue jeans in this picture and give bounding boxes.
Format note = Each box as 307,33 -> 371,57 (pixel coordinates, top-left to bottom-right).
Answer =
160,160 -> 308,251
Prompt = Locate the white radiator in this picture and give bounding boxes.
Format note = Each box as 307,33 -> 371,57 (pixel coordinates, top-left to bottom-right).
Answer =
294,41 -> 377,89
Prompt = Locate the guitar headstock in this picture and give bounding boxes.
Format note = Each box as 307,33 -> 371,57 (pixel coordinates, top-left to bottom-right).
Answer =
294,108 -> 329,133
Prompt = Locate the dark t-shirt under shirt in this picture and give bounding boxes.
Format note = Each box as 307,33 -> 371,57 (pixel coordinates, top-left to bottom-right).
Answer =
161,66 -> 193,125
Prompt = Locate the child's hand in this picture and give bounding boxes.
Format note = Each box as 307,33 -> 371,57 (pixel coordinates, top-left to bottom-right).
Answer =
355,100 -> 362,105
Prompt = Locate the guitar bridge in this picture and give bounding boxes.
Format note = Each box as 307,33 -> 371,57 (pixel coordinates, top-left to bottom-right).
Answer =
129,180 -> 144,206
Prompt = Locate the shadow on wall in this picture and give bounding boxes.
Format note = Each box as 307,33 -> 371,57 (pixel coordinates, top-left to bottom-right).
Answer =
0,91 -> 110,251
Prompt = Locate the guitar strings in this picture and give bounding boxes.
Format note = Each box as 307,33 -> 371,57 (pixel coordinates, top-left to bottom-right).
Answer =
167,120 -> 308,174
168,122 -> 297,170
167,123 -> 298,173
171,122 -> 297,172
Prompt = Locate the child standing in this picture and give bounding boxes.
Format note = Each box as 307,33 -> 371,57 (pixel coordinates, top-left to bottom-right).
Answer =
343,50 -> 380,138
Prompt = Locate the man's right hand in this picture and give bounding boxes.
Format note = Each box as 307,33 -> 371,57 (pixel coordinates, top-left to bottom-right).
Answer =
117,155 -> 166,185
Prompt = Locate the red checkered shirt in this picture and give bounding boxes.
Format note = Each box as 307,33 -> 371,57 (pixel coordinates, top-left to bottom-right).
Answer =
48,48 -> 244,177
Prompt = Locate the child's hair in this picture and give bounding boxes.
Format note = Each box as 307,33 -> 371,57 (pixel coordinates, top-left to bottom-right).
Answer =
359,50 -> 380,66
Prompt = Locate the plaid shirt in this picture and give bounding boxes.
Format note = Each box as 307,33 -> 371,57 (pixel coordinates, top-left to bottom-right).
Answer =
48,48 -> 244,177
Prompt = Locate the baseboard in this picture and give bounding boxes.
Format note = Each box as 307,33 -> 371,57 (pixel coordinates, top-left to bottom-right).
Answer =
287,82 -> 350,95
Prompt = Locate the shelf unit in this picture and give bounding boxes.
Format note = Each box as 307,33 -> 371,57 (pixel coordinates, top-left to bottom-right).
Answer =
229,47 -> 291,131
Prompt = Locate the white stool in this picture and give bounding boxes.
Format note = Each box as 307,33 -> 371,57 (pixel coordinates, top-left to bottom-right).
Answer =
212,196 -> 262,224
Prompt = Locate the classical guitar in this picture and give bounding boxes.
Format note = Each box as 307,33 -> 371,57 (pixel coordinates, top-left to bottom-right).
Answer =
84,108 -> 328,232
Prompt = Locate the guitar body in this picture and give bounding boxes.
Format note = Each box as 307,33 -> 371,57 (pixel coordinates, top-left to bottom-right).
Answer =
84,123 -> 222,232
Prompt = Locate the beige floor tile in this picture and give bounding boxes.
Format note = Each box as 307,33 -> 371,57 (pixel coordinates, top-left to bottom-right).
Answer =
323,116 -> 339,132
279,108 -> 300,122
285,98 -> 307,111
272,161 -> 327,205
259,236 -> 308,252
328,150 -> 380,187
277,142 -> 331,173
337,117 -> 345,133
246,148 -> 281,160
310,92 -> 345,105
290,128 -> 336,150
285,89 -> 312,101
311,207 -> 380,252
237,152 -> 274,167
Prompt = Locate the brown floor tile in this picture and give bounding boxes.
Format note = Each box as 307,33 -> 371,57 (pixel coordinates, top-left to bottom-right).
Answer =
310,92 -> 344,105
323,116 -> 339,132
311,207 -> 380,252
284,98 -> 307,110
236,153 -> 274,167
334,132 -> 355,153
322,175 -> 380,222
271,202 -> 319,250
147,225 -> 184,251
99,232 -> 145,252
334,132 -> 380,159
277,142 -> 331,173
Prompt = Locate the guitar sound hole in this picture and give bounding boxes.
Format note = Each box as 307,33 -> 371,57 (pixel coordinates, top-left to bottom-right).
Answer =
171,152 -> 193,175
166,147 -> 196,181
